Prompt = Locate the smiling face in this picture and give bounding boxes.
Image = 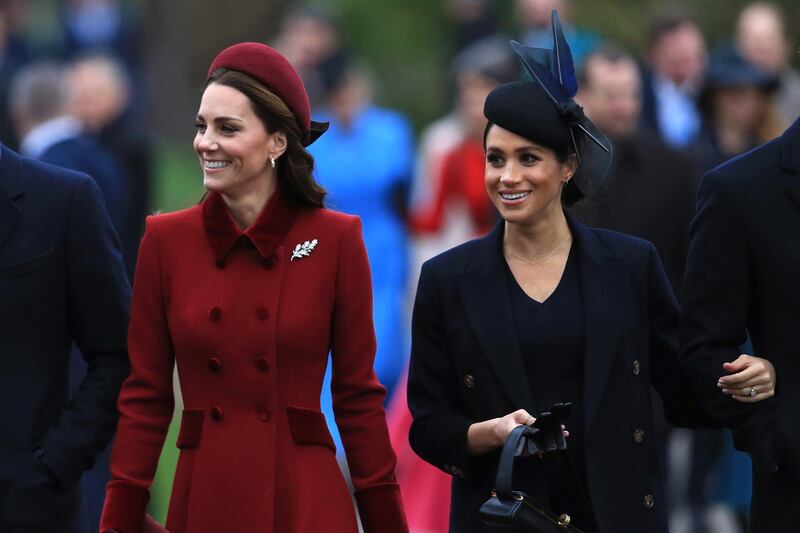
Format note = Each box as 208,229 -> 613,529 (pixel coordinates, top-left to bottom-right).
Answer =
484,124 -> 576,227
193,83 -> 285,199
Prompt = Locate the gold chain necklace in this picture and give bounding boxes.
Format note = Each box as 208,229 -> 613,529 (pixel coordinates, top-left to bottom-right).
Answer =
504,237 -> 571,266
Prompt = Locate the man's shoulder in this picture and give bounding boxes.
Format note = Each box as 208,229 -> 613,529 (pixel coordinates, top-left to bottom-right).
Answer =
706,137 -> 783,192
421,235 -> 486,277
17,150 -> 96,196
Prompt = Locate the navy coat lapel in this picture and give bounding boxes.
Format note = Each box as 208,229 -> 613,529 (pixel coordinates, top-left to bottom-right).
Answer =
781,119 -> 800,210
455,216 -> 628,432
0,145 -> 24,252
455,223 -> 535,411
569,217 -> 625,435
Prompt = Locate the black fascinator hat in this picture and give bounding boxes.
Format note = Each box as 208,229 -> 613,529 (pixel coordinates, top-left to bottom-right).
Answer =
484,10 -> 613,198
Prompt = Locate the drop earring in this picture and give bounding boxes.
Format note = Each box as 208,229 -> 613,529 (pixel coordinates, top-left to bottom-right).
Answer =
270,156 -> 276,168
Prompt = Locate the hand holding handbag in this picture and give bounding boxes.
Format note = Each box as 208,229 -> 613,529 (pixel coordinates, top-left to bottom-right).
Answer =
479,404 -> 582,532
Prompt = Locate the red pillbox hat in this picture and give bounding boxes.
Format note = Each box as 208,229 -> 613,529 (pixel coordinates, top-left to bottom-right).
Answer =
208,42 -> 327,146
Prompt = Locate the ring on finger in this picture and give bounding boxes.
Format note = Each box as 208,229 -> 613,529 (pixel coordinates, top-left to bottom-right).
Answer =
749,386 -> 757,397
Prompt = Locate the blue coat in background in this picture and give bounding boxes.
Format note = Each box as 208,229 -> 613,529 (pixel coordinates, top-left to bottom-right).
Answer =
310,105 -> 414,450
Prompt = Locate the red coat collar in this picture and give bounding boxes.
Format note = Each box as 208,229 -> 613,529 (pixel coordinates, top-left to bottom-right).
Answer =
202,185 -> 298,262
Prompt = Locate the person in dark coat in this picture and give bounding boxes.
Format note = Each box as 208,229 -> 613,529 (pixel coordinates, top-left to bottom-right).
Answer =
679,116 -> 800,532
569,42 -> 704,522
692,50 -> 782,174
9,61 -> 135,531
0,142 -> 130,532
638,7 -> 707,151
571,44 -> 701,294
68,53 -> 154,273
407,12 -> 776,533
10,61 -> 135,277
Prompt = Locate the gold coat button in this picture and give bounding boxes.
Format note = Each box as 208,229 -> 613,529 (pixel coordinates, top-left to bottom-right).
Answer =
463,374 -> 476,389
633,429 -> 645,444
632,360 -> 641,375
643,494 -> 654,509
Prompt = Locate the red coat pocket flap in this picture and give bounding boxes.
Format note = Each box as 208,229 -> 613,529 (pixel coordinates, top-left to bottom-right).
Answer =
176,408 -> 204,449
286,406 -> 336,452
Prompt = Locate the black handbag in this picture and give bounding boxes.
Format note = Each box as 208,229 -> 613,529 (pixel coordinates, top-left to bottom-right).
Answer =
479,424 -> 583,532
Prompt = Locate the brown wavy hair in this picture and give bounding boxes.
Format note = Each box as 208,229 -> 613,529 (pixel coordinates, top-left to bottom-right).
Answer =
207,68 -> 326,208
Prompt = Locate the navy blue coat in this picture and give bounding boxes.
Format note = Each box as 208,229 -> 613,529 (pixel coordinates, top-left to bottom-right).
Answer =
408,216 -> 718,533
0,145 -> 130,532
680,119 -> 800,532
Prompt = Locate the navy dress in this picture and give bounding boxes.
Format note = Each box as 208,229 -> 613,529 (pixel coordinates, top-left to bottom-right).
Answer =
505,244 -> 599,532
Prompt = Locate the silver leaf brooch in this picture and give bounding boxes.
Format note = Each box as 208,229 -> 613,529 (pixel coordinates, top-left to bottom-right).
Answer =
291,239 -> 318,261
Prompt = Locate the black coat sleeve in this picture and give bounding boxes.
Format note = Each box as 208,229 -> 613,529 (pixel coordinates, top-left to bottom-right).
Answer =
645,242 -> 722,428
408,262 -> 480,478
679,170 -> 779,471
38,176 -> 131,486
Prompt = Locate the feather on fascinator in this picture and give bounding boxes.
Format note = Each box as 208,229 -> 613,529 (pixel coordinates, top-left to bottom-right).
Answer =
502,11 -> 613,197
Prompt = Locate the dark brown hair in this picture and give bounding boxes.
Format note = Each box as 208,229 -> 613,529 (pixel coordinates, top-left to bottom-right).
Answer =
207,68 -> 326,208
483,122 -> 583,207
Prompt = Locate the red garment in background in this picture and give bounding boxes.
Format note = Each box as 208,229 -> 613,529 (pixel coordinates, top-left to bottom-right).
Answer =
410,139 -> 494,236
388,372 -> 451,533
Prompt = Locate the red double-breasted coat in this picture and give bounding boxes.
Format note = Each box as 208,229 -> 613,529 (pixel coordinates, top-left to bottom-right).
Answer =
100,187 -> 408,533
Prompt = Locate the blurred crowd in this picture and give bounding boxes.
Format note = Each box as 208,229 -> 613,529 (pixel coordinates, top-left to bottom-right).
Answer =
2,0 -> 798,532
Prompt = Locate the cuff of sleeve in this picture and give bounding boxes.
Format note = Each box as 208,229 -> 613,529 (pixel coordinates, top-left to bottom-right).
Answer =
355,483 -> 408,533
100,480 -> 150,533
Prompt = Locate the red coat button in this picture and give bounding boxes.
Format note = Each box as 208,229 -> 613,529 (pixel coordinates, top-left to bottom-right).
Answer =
254,307 -> 269,320
256,357 -> 269,371
210,406 -> 223,421
208,357 -> 221,371
256,406 -> 271,421
262,255 -> 276,269
209,307 -> 222,321
215,259 -> 225,270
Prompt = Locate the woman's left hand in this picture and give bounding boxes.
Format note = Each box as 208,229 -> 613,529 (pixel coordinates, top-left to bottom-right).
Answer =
718,354 -> 776,403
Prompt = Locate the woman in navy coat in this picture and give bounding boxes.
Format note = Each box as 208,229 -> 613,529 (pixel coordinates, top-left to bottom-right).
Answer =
407,13 -> 776,533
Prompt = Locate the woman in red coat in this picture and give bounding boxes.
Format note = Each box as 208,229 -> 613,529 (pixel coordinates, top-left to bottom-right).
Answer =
99,43 -> 408,533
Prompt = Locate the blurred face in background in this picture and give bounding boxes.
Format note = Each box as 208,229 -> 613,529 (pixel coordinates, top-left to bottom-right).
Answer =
712,85 -> 768,133
650,22 -> 707,88
576,55 -> 642,141
516,0 -> 567,28
68,58 -> 129,131
736,4 -> 789,74
457,71 -> 501,139
327,70 -> 371,128
276,14 -> 339,70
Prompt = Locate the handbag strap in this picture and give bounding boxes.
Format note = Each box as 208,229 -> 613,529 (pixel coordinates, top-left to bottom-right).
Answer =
494,424 -> 529,499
